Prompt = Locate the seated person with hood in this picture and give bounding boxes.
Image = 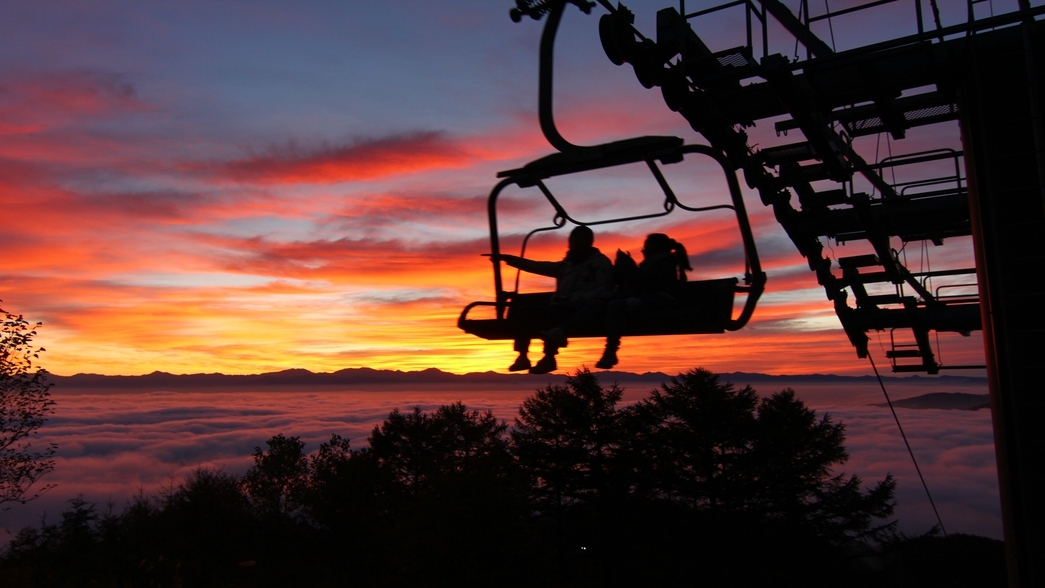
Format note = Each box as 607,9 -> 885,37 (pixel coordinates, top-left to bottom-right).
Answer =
596,232 -> 692,369
497,225 -> 613,374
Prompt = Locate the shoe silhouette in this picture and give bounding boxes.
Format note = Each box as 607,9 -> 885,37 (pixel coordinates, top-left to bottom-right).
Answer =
508,354 -> 532,372
529,355 -> 557,374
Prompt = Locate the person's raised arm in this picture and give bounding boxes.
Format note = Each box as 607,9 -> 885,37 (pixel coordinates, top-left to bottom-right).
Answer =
491,253 -> 561,278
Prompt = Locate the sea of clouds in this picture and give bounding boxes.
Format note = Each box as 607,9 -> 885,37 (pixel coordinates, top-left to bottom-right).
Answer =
0,375 -> 1001,545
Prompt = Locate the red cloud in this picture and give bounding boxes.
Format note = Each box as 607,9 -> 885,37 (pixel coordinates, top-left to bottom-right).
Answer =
189,232 -> 496,287
202,132 -> 478,184
324,192 -> 494,232
0,70 -> 148,136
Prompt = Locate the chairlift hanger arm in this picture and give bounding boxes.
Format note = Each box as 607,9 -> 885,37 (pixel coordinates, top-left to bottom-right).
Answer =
523,0 -> 599,152
537,0 -> 578,151
515,0 -> 653,154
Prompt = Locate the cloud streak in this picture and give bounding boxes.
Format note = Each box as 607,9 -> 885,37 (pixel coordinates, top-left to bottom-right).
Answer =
199,132 -> 475,184
0,70 -> 148,136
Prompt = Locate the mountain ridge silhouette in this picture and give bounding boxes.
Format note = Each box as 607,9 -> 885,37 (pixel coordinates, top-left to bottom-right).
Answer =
48,368 -> 988,390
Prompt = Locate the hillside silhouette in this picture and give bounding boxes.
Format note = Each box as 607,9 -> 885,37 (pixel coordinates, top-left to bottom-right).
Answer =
871,392 -> 991,411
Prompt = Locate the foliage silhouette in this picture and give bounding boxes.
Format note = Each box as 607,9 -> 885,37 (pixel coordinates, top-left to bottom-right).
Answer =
620,369 -> 896,543
368,402 -> 511,489
621,367 -> 760,508
244,433 -> 311,517
302,433 -> 370,529
0,304 -> 56,509
365,401 -> 532,587
512,369 -> 624,513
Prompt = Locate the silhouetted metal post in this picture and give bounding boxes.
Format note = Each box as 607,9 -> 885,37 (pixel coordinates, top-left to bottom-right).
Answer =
959,17 -> 1045,588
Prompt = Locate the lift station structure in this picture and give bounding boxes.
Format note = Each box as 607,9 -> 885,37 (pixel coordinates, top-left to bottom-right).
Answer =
487,0 -> 1044,585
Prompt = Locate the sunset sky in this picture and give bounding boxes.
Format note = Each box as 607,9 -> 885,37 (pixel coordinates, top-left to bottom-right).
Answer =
1,0 -> 1009,377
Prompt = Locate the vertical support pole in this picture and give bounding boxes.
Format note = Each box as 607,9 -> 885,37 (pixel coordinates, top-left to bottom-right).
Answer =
959,21 -> 1045,588
1018,0 -> 1045,216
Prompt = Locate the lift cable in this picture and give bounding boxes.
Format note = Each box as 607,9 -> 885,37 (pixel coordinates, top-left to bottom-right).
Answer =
794,1 -> 805,60
868,352 -> 948,536
824,0 -> 837,52
886,133 -> 897,186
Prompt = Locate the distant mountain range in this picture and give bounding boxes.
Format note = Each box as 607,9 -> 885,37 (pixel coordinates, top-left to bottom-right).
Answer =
48,367 -> 988,392
50,367 -> 520,389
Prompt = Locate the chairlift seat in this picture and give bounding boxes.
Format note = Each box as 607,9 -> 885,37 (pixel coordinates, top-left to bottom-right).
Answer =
459,277 -> 739,341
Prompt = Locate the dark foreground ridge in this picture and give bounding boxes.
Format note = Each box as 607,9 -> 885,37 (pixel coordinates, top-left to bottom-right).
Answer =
49,367 -> 988,390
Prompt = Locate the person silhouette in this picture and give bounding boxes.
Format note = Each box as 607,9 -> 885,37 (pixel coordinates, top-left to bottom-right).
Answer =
596,233 -> 692,369
497,225 -> 613,374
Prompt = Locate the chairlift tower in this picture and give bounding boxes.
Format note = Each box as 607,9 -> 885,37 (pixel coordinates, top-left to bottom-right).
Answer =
501,0 -> 1044,585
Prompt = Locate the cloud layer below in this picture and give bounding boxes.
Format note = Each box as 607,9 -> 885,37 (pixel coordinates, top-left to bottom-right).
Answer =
0,376 -> 1001,543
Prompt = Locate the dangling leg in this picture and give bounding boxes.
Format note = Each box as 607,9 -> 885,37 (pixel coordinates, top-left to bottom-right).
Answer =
596,336 -> 619,369
509,338 -> 532,372
529,339 -> 559,374
530,301 -> 579,374
535,298 -> 605,372
597,298 -> 629,369
508,302 -> 550,372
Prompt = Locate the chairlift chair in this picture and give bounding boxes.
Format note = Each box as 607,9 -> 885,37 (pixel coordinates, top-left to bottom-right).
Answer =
457,138 -> 767,342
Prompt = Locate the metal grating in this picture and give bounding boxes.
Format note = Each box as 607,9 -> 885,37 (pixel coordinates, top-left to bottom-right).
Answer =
848,116 -> 884,132
716,51 -> 751,68
906,103 -> 957,120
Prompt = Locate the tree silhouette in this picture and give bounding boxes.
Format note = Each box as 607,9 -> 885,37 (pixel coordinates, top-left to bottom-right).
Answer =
0,304 -> 56,509
621,367 -> 760,508
243,433 -> 311,518
615,366 -> 896,586
367,402 -> 511,490
621,369 -> 895,535
752,388 -> 896,543
364,402 -> 530,586
302,433 -> 367,528
157,468 -> 261,583
511,368 -> 623,512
